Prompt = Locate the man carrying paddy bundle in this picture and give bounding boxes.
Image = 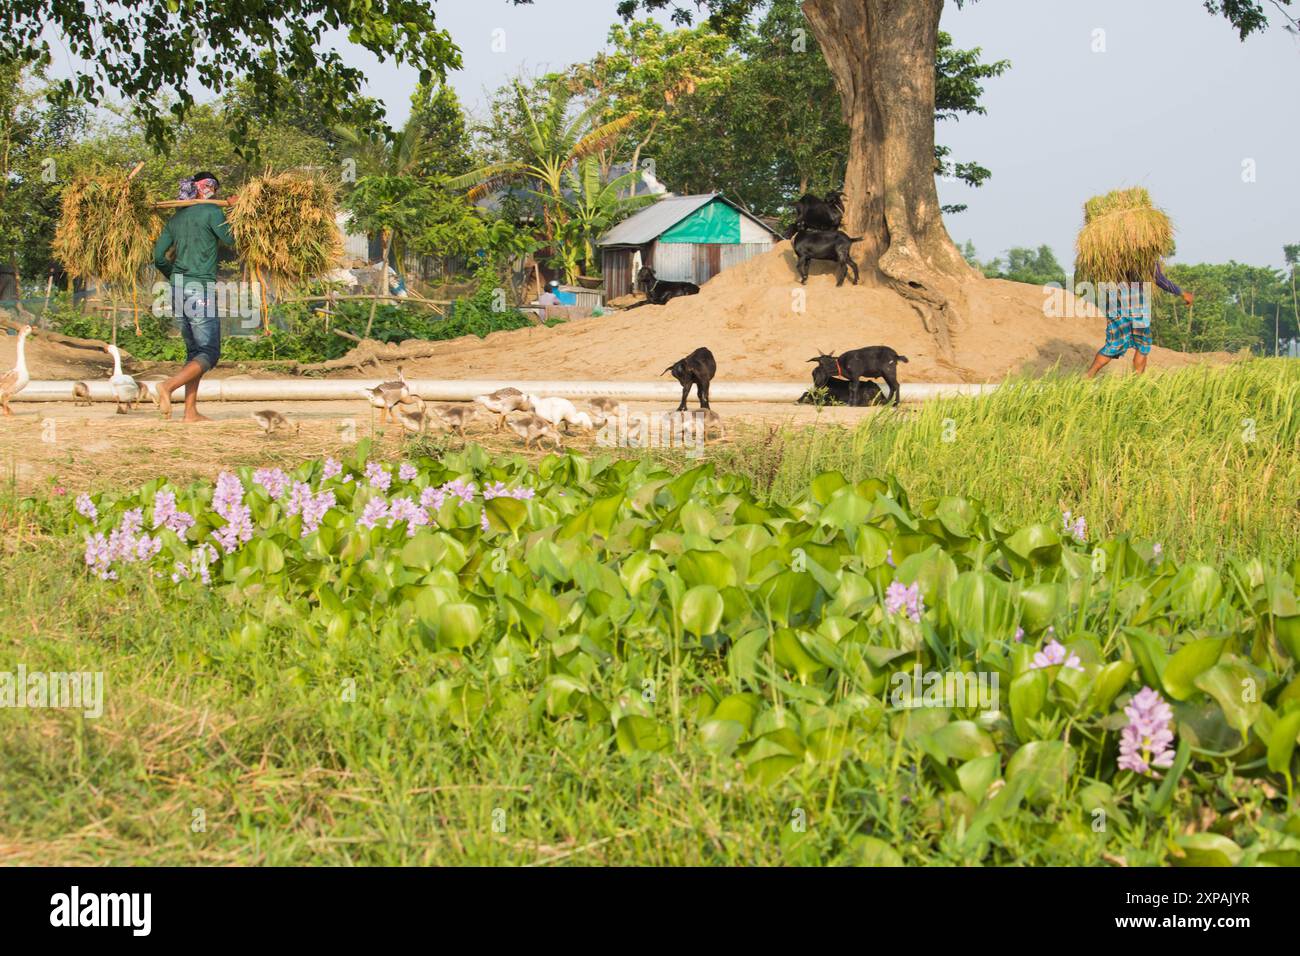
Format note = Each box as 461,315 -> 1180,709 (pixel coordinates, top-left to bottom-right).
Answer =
1084,263 -> 1193,378
1077,187 -> 1194,379
152,171 -> 235,422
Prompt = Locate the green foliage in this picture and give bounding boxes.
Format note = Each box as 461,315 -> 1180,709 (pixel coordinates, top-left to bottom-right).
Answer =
2,0 -> 462,152
603,2 -> 1008,219
977,244 -> 1068,287
24,409 -> 1300,863
42,266 -> 532,364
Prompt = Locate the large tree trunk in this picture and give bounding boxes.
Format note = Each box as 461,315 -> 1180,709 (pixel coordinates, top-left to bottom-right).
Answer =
802,0 -> 977,361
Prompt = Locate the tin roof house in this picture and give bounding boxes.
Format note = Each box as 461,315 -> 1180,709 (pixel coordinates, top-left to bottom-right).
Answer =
597,193 -> 782,300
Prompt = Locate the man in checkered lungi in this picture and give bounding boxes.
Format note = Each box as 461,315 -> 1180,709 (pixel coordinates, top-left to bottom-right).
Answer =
1085,263 -> 1193,378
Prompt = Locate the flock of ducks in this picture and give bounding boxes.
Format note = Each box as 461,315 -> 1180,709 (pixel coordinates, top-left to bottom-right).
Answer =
1,325 -> 154,416
1,329 -> 724,447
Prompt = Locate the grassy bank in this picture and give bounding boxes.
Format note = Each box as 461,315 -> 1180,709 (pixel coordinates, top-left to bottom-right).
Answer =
709,360 -> 1300,565
2,360 -> 1298,866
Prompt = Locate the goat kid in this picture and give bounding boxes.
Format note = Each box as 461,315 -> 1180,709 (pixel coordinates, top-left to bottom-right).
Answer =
661,346 -> 717,411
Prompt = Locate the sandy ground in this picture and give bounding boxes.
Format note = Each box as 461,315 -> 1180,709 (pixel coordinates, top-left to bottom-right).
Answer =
3,243 -> 1232,389
0,398 -> 879,494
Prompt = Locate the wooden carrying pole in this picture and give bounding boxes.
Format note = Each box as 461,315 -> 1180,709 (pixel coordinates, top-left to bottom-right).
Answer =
151,198 -> 232,209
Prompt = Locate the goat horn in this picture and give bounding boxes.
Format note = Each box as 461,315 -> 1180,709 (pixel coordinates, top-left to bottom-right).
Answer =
661,366 -> 673,376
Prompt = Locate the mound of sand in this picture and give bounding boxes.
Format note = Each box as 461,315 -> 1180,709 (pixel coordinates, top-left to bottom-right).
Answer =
1,245 -> 1230,386
377,242 -> 1227,383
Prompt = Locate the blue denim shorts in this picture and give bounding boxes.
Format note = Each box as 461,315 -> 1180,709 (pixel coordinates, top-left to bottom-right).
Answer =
173,283 -> 222,372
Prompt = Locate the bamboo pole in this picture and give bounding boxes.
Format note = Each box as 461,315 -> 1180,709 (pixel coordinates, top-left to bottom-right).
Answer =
151,198 -> 232,208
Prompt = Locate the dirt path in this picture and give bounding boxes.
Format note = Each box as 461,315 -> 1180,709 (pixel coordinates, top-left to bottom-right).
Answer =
0,398 -> 879,494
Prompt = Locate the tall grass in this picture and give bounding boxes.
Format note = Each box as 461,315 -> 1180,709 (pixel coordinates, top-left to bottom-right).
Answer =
712,360 -> 1300,563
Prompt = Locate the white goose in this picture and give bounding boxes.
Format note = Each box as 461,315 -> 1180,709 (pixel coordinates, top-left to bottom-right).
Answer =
0,324 -> 33,417
105,344 -> 141,414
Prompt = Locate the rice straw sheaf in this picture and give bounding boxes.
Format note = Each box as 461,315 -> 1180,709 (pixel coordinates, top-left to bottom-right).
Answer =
1075,187 -> 1174,285
226,171 -> 343,288
52,167 -> 162,294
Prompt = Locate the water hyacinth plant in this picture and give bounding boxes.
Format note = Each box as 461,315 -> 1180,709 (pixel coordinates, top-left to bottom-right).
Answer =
60,442 -> 1300,865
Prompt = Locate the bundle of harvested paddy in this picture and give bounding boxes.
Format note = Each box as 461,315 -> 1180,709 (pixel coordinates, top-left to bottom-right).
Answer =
226,172 -> 343,288
1075,187 -> 1174,284
52,166 -> 162,296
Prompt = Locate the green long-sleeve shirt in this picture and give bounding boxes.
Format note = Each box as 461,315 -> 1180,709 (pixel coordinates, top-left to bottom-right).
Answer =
153,203 -> 236,286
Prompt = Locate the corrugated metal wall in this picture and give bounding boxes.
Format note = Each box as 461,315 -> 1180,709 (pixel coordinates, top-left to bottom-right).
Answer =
655,241 -> 772,285
652,243 -> 697,283
601,239 -> 772,299
603,249 -> 634,299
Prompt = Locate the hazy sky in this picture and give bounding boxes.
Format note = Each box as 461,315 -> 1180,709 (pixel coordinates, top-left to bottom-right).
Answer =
46,0 -> 1300,267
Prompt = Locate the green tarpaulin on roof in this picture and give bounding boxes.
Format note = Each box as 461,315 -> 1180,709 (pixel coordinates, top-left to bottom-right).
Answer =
658,199 -> 741,244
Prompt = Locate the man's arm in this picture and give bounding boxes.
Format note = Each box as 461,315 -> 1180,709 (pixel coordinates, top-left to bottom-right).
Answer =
153,219 -> 175,278
210,207 -> 236,248
1155,263 -> 1193,304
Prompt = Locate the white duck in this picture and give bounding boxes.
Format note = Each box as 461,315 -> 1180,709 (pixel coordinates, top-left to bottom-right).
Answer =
0,324 -> 33,417
105,344 -> 141,414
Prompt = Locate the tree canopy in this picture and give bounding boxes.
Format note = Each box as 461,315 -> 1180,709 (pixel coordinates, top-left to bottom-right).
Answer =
0,0 -> 463,151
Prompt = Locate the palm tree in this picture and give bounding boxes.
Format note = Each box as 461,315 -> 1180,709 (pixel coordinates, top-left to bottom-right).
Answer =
446,82 -> 637,249
554,158 -> 654,280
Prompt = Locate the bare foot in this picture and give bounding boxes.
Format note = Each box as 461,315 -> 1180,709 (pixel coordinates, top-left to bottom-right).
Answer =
158,385 -> 173,419
183,412 -> 212,423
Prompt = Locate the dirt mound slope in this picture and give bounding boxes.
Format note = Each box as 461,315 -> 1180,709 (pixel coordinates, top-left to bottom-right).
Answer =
2,243 -> 1231,385
371,242 -> 1227,383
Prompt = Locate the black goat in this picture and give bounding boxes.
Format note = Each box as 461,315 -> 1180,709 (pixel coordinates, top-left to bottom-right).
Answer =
790,190 -> 845,234
662,347 -> 716,411
797,371 -> 887,407
807,346 -> 908,407
792,229 -> 862,286
627,265 -> 700,307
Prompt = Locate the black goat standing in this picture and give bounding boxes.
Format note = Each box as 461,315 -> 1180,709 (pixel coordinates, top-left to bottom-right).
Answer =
626,265 -> 700,308
790,190 -> 845,234
662,347 -> 716,411
807,346 -> 908,407
792,229 -> 862,286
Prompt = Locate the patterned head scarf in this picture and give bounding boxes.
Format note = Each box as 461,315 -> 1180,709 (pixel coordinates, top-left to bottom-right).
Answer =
178,178 -> 198,200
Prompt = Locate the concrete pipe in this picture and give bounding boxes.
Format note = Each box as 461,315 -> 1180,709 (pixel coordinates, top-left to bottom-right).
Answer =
15,379 -> 999,404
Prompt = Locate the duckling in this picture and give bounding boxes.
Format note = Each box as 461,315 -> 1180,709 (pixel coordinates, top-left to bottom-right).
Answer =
587,396 -> 620,416
473,387 -> 530,430
251,409 -> 300,436
105,344 -> 140,414
431,403 -> 476,439
71,381 -> 92,407
568,410 -> 596,432
661,408 -> 726,442
394,395 -> 429,435
505,411 -> 563,451
361,365 -> 410,423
